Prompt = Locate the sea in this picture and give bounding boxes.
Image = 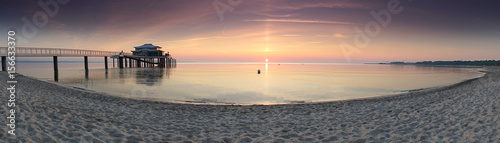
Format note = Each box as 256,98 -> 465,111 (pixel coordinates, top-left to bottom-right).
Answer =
13,58 -> 484,104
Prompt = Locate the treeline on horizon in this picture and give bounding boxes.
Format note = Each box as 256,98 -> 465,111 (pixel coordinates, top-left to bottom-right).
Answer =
386,60 -> 500,66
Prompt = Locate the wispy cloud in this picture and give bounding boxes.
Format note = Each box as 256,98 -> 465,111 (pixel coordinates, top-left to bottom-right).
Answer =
282,34 -> 301,37
163,37 -> 225,43
316,34 -> 347,38
252,12 -> 300,18
245,19 -> 356,25
276,2 -> 372,10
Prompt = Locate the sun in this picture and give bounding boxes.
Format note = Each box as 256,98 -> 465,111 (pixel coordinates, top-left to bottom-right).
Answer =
265,59 -> 268,62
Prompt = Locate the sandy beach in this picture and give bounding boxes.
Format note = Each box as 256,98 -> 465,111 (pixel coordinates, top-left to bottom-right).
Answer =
1,69 -> 499,142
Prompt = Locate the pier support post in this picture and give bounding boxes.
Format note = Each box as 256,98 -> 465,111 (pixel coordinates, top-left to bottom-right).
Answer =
84,56 -> 88,71
159,58 -> 164,68
119,56 -> 124,68
113,58 -> 115,67
129,58 -> 131,67
1,56 -> 6,71
84,56 -> 89,78
163,58 -> 166,68
137,59 -> 141,67
166,58 -> 169,68
104,56 -> 108,70
167,58 -> 171,68
124,58 -> 128,67
158,58 -> 161,68
157,58 -> 160,68
53,56 -> 58,82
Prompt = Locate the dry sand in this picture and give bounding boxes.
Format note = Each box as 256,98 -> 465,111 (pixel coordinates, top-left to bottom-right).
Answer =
1,69 -> 499,142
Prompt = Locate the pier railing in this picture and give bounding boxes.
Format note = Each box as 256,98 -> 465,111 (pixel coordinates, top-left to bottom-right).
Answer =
0,47 -> 126,57
1,47 -> 175,81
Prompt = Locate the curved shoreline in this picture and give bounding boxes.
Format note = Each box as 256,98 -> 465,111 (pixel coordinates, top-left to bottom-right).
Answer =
1,69 -> 499,142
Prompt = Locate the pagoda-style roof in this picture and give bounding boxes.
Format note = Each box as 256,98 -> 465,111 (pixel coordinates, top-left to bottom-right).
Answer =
132,44 -> 162,52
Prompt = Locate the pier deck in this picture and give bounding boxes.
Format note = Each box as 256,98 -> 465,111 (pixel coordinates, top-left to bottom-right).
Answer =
0,47 -> 176,81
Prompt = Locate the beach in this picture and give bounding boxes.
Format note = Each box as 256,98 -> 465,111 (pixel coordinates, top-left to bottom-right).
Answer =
1,69 -> 499,142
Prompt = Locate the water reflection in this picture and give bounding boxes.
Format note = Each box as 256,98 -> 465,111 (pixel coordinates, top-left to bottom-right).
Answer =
265,63 -> 268,72
134,68 -> 169,86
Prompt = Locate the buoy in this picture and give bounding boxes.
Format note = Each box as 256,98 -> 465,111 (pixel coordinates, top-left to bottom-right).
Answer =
257,69 -> 261,74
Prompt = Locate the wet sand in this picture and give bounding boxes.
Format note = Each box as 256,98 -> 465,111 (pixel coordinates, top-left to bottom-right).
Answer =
1,69 -> 499,142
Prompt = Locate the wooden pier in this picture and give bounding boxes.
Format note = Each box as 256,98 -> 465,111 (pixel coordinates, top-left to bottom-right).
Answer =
0,47 -> 176,81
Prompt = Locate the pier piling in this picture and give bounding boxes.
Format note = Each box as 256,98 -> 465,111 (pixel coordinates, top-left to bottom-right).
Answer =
84,56 -> 89,71
53,56 -> 58,82
104,56 -> 108,69
160,58 -> 165,68
119,56 -> 124,68
1,56 -> 5,71
125,58 -> 128,67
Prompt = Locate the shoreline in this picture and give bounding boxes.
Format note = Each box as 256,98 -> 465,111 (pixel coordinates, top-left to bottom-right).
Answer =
1,69 -> 499,142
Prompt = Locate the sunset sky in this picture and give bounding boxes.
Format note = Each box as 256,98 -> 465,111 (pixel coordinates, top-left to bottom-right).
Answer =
1,0 -> 499,63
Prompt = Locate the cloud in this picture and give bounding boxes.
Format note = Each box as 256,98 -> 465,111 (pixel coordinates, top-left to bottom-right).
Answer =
316,33 -> 347,38
245,19 -> 356,25
282,34 -> 301,37
162,37 -> 225,43
277,2 -> 371,10
252,12 -> 300,18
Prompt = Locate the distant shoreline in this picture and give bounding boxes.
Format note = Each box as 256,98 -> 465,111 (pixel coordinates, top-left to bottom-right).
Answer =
374,60 -> 500,67
376,63 -> 487,68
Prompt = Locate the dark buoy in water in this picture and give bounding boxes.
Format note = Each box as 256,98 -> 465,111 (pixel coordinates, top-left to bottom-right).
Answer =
257,69 -> 261,74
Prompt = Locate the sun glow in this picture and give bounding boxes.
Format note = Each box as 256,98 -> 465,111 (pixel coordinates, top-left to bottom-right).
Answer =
265,59 -> 268,62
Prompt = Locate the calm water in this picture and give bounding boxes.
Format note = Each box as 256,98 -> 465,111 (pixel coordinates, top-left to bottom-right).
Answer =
15,61 -> 484,104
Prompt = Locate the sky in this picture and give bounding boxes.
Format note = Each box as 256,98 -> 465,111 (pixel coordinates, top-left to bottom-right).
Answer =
1,0 -> 499,63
